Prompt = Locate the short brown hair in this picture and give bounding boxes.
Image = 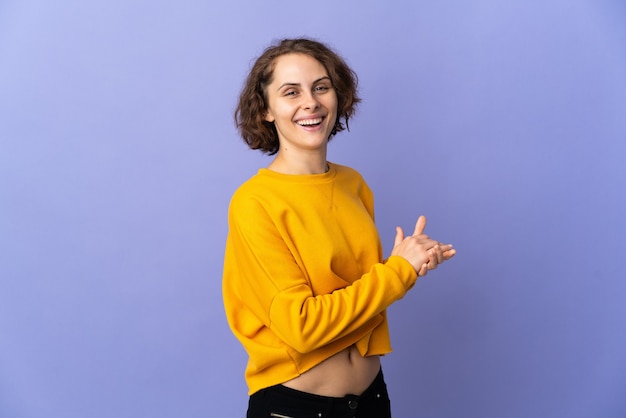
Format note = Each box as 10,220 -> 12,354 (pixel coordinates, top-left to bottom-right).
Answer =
234,38 -> 360,155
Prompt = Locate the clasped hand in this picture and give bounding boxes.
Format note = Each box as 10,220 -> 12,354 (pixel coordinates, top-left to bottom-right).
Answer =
390,215 -> 456,277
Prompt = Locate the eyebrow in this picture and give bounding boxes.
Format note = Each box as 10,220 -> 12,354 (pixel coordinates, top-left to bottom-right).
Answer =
276,76 -> 331,92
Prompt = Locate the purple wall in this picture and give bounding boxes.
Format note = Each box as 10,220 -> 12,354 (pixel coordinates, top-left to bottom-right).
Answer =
1,1 -> 625,416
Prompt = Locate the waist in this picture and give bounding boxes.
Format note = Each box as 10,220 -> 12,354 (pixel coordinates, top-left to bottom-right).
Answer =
248,367 -> 390,417
281,345 -> 381,397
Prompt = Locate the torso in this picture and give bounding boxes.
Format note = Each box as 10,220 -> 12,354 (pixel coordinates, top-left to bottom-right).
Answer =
281,345 -> 381,397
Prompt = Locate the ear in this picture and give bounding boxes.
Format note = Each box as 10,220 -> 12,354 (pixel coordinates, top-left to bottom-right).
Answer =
264,109 -> 275,123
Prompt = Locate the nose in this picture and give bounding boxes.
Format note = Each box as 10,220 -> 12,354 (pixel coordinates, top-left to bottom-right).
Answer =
301,91 -> 320,111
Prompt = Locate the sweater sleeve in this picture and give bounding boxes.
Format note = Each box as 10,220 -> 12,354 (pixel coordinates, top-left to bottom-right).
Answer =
226,192 -> 418,354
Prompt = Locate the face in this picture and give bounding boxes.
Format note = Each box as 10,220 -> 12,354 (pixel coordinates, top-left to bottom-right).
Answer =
263,53 -> 338,154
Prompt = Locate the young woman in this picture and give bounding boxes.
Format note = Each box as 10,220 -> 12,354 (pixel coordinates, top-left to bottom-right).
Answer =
223,38 -> 455,418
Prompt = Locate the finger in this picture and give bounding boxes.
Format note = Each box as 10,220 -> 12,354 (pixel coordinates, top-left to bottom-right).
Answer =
435,245 -> 444,264
415,237 -> 438,249
438,244 -> 455,259
418,263 -> 428,277
442,248 -> 456,260
412,215 -> 427,236
393,226 -> 404,248
427,249 -> 439,270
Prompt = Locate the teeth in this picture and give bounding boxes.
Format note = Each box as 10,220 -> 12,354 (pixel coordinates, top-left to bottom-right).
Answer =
297,118 -> 323,126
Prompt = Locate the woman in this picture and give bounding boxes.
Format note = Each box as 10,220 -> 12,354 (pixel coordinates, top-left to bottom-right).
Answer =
223,38 -> 455,418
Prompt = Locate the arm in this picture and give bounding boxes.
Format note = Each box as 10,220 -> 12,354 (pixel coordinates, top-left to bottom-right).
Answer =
226,195 -> 418,354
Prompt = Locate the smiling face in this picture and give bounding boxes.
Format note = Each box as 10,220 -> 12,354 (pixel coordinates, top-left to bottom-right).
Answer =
263,53 -> 338,156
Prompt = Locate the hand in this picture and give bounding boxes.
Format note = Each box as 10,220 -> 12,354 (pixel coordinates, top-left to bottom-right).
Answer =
390,216 -> 456,276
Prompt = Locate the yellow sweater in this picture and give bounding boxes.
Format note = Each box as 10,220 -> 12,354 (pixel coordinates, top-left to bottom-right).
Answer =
222,162 -> 418,395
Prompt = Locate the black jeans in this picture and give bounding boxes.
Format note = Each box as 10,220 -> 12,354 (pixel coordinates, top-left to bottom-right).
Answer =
247,368 -> 392,418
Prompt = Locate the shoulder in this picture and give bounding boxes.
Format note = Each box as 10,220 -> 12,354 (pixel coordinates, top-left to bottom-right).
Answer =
228,173 -> 266,213
331,162 -> 371,190
228,170 -> 290,219
330,162 -> 359,175
330,162 -> 367,183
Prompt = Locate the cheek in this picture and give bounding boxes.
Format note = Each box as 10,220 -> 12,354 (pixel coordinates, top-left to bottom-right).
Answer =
328,94 -> 339,114
269,103 -> 294,123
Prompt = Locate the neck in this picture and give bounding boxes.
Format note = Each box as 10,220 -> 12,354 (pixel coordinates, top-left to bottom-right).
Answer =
268,148 -> 329,175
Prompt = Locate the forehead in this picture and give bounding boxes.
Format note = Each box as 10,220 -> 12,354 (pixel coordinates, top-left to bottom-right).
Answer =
270,53 -> 329,82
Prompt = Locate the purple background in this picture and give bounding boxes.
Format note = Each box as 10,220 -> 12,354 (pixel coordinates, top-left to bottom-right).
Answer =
1,0 -> 625,417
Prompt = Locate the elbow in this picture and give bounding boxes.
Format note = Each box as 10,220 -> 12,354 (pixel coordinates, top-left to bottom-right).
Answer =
273,325 -> 319,354
288,335 -> 318,354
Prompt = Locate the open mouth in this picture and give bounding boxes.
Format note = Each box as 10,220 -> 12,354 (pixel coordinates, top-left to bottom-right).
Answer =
296,117 -> 324,127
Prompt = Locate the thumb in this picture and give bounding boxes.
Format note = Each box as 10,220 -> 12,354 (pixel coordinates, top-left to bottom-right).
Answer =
393,226 -> 404,248
413,215 -> 427,236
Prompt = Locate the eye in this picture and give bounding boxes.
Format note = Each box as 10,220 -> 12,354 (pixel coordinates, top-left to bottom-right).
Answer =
315,85 -> 330,92
283,89 -> 299,97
